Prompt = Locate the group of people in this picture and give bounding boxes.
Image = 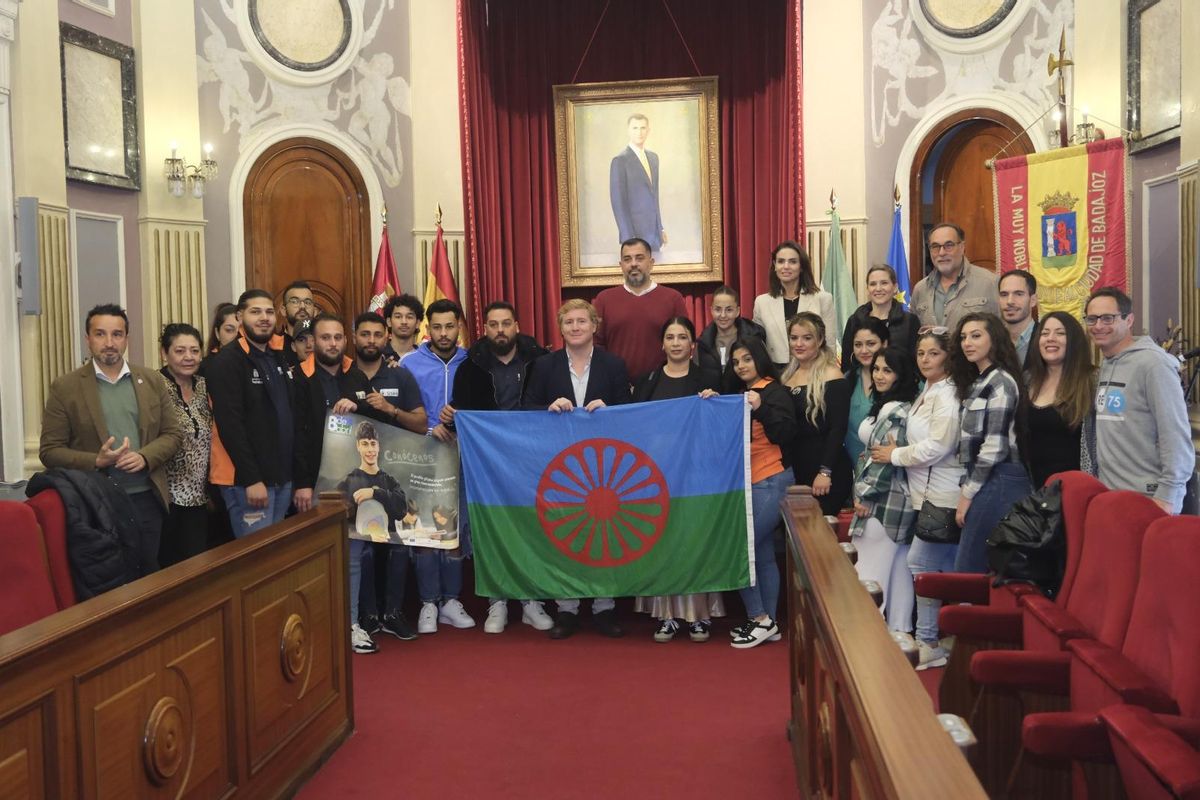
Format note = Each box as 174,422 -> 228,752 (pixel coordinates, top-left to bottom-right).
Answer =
37,226 -> 1193,662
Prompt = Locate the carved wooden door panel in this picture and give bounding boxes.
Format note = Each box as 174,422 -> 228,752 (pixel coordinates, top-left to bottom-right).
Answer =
243,137 -> 371,320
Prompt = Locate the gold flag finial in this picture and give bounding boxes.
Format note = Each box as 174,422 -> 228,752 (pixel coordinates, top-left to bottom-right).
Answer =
829,188 -> 838,210
893,184 -> 901,206
435,204 -> 443,227
381,204 -> 388,226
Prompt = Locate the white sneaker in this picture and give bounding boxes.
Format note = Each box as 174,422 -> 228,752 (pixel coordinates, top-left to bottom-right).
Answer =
351,623 -> 378,654
521,600 -> 554,631
418,602 -> 438,634
917,642 -> 950,671
731,617 -> 779,649
484,602 -> 508,634
438,599 -> 476,629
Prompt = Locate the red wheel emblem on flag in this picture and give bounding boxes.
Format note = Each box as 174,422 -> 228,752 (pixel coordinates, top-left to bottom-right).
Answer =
535,438 -> 670,567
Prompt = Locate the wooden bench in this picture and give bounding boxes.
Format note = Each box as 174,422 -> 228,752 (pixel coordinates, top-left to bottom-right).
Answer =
783,487 -> 986,798
0,501 -> 352,798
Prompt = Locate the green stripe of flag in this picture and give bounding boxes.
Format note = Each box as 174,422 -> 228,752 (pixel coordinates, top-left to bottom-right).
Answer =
469,492 -> 751,600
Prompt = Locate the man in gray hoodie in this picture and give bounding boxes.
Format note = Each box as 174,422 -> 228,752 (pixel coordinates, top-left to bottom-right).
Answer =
1085,287 -> 1194,513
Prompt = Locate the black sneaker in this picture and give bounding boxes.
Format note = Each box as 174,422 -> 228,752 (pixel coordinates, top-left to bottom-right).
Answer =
380,612 -> 417,641
360,614 -> 382,636
729,618 -> 755,639
731,617 -> 779,650
653,618 -> 679,643
689,620 -> 711,642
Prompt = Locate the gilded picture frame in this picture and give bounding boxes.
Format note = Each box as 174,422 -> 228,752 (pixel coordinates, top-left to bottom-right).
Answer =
553,76 -> 722,287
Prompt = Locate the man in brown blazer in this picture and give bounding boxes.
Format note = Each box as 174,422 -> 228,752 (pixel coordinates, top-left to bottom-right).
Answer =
40,304 -> 183,573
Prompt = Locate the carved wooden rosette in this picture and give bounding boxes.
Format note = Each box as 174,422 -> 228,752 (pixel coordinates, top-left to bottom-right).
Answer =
280,612 -> 307,682
143,696 -> 189,785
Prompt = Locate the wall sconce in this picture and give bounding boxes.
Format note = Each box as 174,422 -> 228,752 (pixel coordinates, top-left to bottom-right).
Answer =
164,141 -> 217,198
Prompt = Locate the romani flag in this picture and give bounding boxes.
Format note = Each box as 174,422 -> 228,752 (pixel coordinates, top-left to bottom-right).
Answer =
821,208 -> 858,360
368,226 -> 401,316
456,396 -> 753,599
993,138 -> 1128,318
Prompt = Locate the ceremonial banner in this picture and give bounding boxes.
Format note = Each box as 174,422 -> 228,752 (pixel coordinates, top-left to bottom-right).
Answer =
993,138 -> 1129,317
456,396 -> 752,599
316,412 -> 461,549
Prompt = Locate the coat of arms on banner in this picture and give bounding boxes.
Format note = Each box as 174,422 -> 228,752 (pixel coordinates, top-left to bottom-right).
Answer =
1038,190 -> 1079,268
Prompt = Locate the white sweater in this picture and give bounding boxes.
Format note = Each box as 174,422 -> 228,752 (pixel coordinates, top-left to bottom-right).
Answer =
889,378 -> 963,508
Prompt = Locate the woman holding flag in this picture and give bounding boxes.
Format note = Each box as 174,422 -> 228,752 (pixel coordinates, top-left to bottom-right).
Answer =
632,317 -> 724,642
723,337 -> 797,649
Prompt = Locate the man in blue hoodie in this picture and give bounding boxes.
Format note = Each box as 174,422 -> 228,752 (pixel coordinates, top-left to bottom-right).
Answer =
1085,287 -> 1194,513
403,299 -> 474,633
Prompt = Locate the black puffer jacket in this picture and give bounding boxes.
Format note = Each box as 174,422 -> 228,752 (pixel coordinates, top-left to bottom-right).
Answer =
26,468 -> 142,600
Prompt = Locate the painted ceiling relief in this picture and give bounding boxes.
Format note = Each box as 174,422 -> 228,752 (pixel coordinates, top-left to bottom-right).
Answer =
197,0 -> 410,186
870,0 -> 1074,145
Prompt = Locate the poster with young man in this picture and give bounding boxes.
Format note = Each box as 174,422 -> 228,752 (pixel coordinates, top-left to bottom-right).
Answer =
317,412 -> 460,549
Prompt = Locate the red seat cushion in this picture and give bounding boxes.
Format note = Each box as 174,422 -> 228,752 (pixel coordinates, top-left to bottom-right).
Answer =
938,605 -> 1023,642
26,489 -> 75,609
970,650 -> 1071,694
0,501 -> 59,636
1023,710 -> 1113,762
1100,705 -> 1200,800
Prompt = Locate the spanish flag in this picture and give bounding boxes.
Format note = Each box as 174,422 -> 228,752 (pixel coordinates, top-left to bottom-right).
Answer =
420,223 -> 467,343
368,226 -> 401,316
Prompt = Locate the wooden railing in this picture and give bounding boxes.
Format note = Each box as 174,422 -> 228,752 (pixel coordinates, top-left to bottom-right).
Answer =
0,502 -> 352,798
783,487 -> 986,798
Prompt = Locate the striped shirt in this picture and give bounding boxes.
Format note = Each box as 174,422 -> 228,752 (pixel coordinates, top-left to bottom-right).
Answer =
958,366 -> 1020,499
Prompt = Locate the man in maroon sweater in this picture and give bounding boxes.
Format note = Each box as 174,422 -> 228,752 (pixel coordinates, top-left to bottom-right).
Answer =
593,237 -> 688,381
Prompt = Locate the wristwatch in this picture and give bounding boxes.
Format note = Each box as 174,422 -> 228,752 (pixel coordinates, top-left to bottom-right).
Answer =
818,467 -> 833,478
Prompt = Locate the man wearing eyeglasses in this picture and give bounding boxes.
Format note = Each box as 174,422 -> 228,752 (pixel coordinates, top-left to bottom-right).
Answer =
910,222 -> 998,331
279,280 -> 317,368
1084,287 -> 1193,514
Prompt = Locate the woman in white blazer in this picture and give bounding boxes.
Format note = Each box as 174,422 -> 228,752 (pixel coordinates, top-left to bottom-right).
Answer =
753,241 -> 836,369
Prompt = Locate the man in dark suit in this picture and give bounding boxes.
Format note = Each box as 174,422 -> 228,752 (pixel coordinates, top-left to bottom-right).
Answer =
523,299 -> 630,640
40,303 -> 183,574
609,113 -> 665,252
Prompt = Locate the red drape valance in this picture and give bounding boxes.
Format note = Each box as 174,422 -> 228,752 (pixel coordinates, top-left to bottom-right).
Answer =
457,0 -> 803,343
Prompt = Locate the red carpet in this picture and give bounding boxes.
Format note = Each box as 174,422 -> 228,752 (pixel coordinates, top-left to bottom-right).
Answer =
298,611 -> 797,799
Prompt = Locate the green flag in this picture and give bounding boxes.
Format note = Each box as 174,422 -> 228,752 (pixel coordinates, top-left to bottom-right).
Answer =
821,209 -> 858,360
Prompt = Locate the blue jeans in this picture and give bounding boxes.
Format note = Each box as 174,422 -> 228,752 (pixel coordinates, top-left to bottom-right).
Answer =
413,549 -> 464,604
739,468 -> 793,620
955,462 -> 1032,574
359,544 -> 410,617
348,539 -> 368,624
908,536 -> 959,643
220,482 -> 292,539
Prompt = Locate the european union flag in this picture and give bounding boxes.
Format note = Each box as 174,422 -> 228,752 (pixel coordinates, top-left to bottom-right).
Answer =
886,205 -> 912,309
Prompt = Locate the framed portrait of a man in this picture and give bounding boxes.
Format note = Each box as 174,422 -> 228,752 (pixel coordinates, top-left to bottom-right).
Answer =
553,77 -> 722,287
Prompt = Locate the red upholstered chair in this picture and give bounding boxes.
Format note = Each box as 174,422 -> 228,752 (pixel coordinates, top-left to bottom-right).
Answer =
0,501 -> 59,636
935,472 -> 1108,726
970,491 -> 1167,689
26,488 -> 76,609
917,470 -> 1107,610
949,490 -> 1163,796
1099,705 -> 1200,800
1022,515 -> 1200,797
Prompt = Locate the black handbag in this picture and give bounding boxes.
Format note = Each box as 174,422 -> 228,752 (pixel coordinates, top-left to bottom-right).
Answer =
987,479 -> 1065,596
915,499 -> 961,544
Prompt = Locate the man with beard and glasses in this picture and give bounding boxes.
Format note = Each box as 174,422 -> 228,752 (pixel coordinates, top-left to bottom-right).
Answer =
278,280 -> 316,367
593,237 -> 687,381
381,293 -> 424,365
350,311 -> 427,643
403,299 -> 475,633
40,303 -> 183,575
207,289 -> 307,537
440,300 -> 553,634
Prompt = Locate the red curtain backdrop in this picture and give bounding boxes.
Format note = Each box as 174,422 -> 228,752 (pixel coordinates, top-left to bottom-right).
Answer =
457,0 -> 803,343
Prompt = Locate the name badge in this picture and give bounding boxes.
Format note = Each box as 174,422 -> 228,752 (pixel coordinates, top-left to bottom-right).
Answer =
355,391 -> 367,400
251,369 -> 263,386
380,388 -> 399,397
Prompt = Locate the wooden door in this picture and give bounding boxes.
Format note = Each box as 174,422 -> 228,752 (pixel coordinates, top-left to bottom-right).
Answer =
243,138 -> 371,320
909,112 -> 1034,285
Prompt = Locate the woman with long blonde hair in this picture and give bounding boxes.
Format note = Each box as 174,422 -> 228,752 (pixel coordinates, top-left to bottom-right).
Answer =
781,312 -> 851,515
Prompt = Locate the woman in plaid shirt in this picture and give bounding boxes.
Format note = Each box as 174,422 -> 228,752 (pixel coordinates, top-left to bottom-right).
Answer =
849,348 -> 920,632
948,313 -> 1032,573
